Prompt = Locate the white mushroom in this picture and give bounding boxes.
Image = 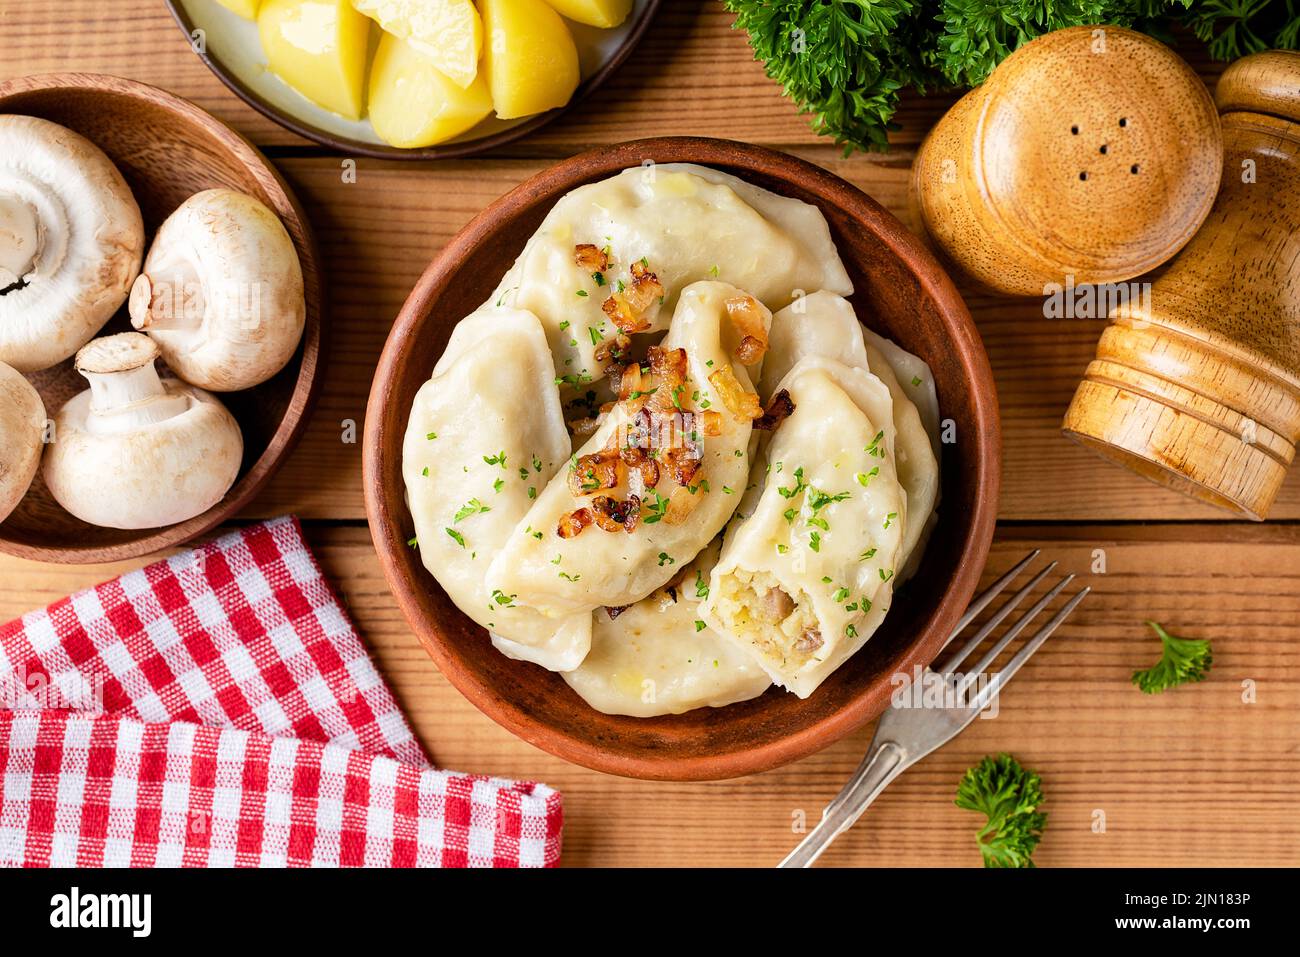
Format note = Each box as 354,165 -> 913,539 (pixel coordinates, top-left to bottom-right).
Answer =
0,360 -> 46,523
43,333 -> 243,530
0,115 -> 145,372
128,189 -> 305,392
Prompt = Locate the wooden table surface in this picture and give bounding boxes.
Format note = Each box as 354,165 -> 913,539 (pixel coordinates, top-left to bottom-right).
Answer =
2,0 -> 1297,867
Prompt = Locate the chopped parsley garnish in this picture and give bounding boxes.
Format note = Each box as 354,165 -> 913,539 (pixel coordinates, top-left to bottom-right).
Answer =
576,289 -> 589,298
454,498 -> 491,523
657,552 -> 675,567
856,467 -> 879,487
426,431 -> 438,441
491,589 -> 516,607
642,489 -> 671,525
445,528 -> 466,548
694,620 -> 707,632
694,571 -> 709,599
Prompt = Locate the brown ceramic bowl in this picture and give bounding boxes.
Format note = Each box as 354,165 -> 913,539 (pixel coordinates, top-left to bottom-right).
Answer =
365,137 -> 1000,780
0,73 -> 324,564
164,0 -> 663,160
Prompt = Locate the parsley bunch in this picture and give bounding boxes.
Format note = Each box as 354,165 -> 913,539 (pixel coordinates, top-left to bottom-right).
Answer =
954,753 -> 1047,868
725,0 -> 1300,153
1131,620 -> 1213,693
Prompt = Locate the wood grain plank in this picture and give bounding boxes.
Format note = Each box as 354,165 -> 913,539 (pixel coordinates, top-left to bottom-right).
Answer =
2,522 -> 1296,866
241,153 -> 1300,523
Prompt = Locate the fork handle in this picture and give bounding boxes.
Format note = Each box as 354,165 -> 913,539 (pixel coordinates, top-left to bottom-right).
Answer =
777,741 -> 908,868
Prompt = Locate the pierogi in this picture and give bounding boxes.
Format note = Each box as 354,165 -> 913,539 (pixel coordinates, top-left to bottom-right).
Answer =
492,164 -> 852,386
401,165 -> 945,714
763,292 -> 939,570
562,541 -> 772,717
487,282 -> 762,616
402,308 -> 591,666
701,358 -> 907,697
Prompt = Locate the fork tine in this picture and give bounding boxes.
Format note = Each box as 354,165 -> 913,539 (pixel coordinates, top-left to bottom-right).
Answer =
968,586 -> 1090,712
947,549 -> 1040,640
937,560 -> 1057,675
954,573 -> 1075,697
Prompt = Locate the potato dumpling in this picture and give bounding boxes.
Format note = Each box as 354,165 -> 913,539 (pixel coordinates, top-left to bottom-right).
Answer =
258,0 -> 371,121
368,33 -> 493,148
217,0 -> 263,17
351,0 -> 482,89
480,0 -> 579,120
541,0 -> 632,28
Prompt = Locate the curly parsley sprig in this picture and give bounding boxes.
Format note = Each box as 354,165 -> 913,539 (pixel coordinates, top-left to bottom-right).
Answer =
1131,620 -> 1213,693
954,753 -> 1047,868
726,0 -> 1299,153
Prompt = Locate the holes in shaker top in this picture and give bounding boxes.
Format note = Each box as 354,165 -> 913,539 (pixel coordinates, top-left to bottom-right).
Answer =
1130,164 -> 1140,174
1071,125 -> 1079,135
1079,171 -> 1088,181
1099,144 -> 1108,154
1119,117 -> 1128,127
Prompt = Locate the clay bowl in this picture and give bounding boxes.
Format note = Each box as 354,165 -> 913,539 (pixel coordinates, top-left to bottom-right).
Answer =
165,0 -> 663,160
0,73 -> 324,564
365,137 -> 1000,780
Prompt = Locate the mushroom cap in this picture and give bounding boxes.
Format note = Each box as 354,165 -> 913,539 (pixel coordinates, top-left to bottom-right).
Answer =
0,360 -> 46,523
0,116 -> 145,373
43,375 -> 243,530
132,188 -> 305,392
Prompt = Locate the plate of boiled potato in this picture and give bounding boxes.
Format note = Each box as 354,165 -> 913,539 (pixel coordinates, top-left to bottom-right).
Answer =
167,0 -> 660,157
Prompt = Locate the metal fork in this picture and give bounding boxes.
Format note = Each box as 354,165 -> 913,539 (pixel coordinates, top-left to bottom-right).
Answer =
778,550 -> 1089,868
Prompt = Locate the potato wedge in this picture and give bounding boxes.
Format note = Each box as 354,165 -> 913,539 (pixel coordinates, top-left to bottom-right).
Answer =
351,0 -> 481,89
369,32 -> 493,148
259,0 -> 371,121
480,0 -> 579,120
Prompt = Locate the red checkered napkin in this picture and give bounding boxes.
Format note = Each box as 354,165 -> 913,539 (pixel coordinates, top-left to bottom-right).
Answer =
0,517 -> 562,868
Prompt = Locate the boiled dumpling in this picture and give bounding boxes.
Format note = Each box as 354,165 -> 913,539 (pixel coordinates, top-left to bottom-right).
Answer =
562,541 -> 771,716
861,325 -> 941,451
758,290 -> 869,400
487,282 -> 764,617
403,307 -> 592,667
492,164 -> 852,386
701,357 -> 907,698
762,292 -> 938,569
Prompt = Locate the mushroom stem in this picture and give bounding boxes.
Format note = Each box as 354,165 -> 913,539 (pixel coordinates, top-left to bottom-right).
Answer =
129,272 -> 205,333
0,193 -> 39,289
76,334 -> 189,435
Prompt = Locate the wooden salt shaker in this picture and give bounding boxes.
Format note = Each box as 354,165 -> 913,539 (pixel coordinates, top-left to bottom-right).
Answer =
912,26 -> 1222,296
1063,50 -> 1300,520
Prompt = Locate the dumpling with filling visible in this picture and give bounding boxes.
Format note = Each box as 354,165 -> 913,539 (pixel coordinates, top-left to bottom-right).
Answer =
701,357 -> 907,698
487,282 -> 766,618
403,307 -> 591,670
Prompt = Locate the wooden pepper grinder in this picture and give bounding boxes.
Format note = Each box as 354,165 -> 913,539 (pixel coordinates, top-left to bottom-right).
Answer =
912,26 -> 1223,296
1063,50 -> 1300,520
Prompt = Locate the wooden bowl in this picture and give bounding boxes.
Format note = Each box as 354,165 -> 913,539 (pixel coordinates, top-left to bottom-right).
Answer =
0,73 -> 324,564
165,0 -> 663,160
365,138 -> 1000,780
